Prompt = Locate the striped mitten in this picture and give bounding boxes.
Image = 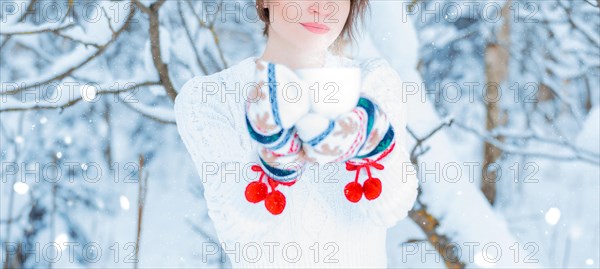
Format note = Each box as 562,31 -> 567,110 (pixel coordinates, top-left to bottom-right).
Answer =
243,59 -> 310,215
296,96 -> 397,203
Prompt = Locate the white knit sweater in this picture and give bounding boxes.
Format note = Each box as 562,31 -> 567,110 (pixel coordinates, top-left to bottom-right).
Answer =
174,52 -> 419,268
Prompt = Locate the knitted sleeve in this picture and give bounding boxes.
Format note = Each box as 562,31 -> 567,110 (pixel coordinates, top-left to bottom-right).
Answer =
174,74 -> 282,240
351,57 -> 420,228
174,75 -> 248,165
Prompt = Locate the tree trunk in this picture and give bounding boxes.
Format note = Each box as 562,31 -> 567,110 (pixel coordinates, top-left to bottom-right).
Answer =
482,0 -> 511,205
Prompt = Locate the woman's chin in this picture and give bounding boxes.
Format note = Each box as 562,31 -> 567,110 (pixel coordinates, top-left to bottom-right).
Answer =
292,40 -> 335,53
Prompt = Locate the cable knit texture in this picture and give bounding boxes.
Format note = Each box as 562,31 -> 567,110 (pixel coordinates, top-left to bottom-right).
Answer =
174,52 -> 419,268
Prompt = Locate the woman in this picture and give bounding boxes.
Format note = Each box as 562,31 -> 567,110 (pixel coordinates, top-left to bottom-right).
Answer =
174,1 -> 419,267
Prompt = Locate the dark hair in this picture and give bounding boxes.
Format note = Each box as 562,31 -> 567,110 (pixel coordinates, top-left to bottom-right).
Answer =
256,0 -> 371,55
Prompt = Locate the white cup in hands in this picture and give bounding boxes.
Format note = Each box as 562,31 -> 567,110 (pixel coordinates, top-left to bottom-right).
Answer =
295,67 -> 361,120
257,60 -> 312,129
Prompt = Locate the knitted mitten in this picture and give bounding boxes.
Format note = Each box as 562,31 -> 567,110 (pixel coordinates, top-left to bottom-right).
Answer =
295,96 -> 396,203
342,99 -> 396,203
244,59 -> 310,215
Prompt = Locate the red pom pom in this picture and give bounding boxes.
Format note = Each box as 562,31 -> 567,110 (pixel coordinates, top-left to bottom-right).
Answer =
344,182 -> 363,203
245,181 -> 268,203
265,190 -> 286,215
363,178 -> 382,200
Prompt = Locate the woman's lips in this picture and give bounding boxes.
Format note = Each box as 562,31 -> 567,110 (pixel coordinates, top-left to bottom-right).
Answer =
300,23 -> 330,34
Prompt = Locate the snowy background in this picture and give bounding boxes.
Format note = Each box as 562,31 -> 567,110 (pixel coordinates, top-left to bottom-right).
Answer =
1,0 -> 599,268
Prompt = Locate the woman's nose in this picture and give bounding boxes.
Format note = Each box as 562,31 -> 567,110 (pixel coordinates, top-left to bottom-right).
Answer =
308,1 -> 335,17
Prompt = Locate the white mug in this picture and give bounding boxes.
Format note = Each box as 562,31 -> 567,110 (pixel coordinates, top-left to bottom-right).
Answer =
295,67 -> 361,120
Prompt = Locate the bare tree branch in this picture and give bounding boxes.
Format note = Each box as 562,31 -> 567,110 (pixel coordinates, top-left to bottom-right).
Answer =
0,81 -> 160,113
454,121 -> 600,165
406,118 -> 455,164
0,23 -> 75,35
118,96 -> 177,125
556,0 -> 600,46
177,1 -> 209,75
403,119 -> 466,269
1,9 -> 136,96
134,154 -> 149,269
186,0 -> 228,70
134,0 -> 178,101
0,0 -> 39,49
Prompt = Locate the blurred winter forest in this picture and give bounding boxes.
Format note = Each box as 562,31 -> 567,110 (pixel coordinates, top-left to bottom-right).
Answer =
1,0 -> 599,268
